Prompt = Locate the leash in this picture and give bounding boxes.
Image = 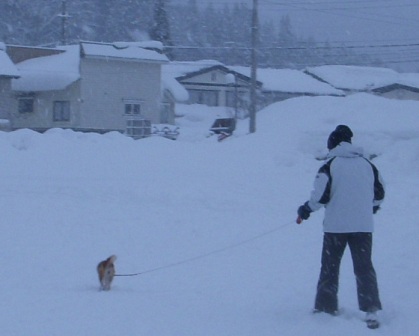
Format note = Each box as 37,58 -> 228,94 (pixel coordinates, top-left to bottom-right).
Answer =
115,220 -> 294,277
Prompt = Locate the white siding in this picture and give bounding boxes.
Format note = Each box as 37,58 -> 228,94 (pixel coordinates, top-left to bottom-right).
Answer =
11,82 -> 81,130
79,58 -> 162,131
181,69 -> 251,108
0,78 -> 15,122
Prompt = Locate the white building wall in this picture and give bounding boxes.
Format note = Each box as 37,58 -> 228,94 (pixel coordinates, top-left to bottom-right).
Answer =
181,69 -> 251,108
0,78 -> 16,122
11,82 -> 81,130
79,58 -> 162,131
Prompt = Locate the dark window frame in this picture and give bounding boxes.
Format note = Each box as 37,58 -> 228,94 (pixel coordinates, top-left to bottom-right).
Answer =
53,101 -> 71,122
124,103 -> 141,116
18,97 -> 34,114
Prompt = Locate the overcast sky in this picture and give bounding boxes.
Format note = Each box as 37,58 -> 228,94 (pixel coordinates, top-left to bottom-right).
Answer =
170,0 -> 419,71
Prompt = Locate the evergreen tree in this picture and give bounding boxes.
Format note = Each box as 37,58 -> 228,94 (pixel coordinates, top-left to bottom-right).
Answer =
225,4 -> 252,65
0,0 -> 28,44
184,0 -> 201,44
94,0 -> 132,42
0,0 -> 385,69
204,3 -> 224,60
278,15 -> 294,47
170,0 -> 206,60
149,0 -> 174,58
0,0 -> 62,46
259,20 -> 276,67
66,0 -> 100,43
273,15 -> 297,68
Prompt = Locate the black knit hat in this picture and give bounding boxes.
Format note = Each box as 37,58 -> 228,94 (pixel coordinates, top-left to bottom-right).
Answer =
327,125 -> 353,150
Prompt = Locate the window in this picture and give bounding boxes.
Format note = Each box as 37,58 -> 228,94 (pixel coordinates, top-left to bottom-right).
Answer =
53,101 -> 70,121
18,97 -> 34,114
125,103 -> 141,115
188,89 -> 218,106
124,100 -> 148,138
126,119 -> 151,138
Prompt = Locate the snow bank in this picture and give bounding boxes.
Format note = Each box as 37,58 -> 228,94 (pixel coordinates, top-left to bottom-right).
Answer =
0,93 -> 418,335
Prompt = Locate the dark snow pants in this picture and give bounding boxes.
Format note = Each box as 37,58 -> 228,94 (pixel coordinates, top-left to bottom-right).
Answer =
314,232 -> 382,313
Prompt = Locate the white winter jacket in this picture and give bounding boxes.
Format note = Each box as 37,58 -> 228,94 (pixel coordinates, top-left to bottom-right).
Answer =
307,142 -> 385,233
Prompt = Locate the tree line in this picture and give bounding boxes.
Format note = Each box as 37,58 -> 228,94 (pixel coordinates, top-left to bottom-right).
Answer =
0,0 -> 381,69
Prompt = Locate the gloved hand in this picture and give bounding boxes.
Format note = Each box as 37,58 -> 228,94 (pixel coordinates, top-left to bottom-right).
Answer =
373,206 -> 380,214
297,201 -> 312,220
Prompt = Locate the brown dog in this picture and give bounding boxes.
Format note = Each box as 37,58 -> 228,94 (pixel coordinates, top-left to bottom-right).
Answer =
97,255 -> 117,291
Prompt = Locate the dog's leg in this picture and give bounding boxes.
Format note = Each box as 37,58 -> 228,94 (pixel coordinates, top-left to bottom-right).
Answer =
97,263 -> 106,291
99,279 -> 106,291
102,268 -> 113,290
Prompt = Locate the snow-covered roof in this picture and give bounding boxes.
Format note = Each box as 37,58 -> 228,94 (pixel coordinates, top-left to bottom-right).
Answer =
383,72 -> 419,90
113,41 -> 164,52
164,60 -> 224,79
305,65 -> 401,91
233,66 -> 344,95
163,60 -> 342,97
12,45 -> 80,92
80,41 -> 169,63
161,61 -> 225,102
12,41 -> 170,92
161,75 -> 189,102
0,43 -> 19,78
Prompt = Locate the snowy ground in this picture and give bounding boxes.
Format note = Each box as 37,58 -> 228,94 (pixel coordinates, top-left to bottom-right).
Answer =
0,93 -> 418,335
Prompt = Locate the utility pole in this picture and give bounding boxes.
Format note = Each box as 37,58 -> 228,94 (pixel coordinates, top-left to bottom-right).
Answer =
58,1 -> 70,45
249,0 -> 258,134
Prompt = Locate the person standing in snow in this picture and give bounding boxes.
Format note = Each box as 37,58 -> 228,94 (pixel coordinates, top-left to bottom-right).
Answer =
296,125 -> 385,328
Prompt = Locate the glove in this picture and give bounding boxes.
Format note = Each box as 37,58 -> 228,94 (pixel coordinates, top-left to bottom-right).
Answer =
373,206 -> 380,214
298,201 -> 312,220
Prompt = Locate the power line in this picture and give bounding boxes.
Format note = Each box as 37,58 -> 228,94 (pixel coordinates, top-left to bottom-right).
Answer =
262,3 -> 414,27
261,0 -> 419,9
169,0 -> 419,45
166,41 -> 419,68
257,0 -> 419,40
166,41 -> 419,51
267,59 -> 419,67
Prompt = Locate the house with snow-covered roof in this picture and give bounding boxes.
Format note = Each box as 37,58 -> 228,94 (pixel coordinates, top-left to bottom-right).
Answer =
164,61 -> 262,118
8,41 -> 169,138
304,65 -> 400,93
305,65 -> 419,101
164,61 -> 344,117
0,43 -> 19,127
232,66 -> 344,106
371,72 -> 419,101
